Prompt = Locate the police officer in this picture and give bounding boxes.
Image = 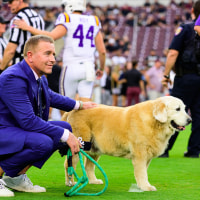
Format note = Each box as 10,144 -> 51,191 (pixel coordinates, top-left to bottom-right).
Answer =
161,0 -> 200,158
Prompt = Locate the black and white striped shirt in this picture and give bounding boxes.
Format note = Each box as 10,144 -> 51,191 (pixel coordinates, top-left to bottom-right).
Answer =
0,36 -> 8,60
9,7 -> 45,64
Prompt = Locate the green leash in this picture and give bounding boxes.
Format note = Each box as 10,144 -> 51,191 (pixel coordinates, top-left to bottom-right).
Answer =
64,149 -> 108,197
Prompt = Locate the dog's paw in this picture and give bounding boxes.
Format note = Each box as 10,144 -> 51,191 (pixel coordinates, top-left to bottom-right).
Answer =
65,181 -> 77,187
140,185 -> 157,191
148,185 -> 157,191
89,179 -> 103,184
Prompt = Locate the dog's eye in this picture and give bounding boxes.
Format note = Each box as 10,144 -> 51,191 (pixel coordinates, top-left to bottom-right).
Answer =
176,107 -> 181,111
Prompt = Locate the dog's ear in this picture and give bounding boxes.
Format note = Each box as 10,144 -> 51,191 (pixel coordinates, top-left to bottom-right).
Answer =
153,100 -> 167,123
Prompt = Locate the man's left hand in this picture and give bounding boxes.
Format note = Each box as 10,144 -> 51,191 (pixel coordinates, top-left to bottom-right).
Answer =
82,101 -> 97,110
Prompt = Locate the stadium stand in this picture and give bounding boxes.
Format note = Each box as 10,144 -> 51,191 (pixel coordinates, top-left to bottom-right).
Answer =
29,0 -> 183,7
0,0 -> 193,67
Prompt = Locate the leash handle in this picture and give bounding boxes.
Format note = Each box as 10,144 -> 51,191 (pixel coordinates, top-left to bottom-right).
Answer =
64,149 -> 108,197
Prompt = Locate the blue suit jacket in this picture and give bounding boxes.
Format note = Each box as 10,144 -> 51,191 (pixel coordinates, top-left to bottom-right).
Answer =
0,60 -> 76,155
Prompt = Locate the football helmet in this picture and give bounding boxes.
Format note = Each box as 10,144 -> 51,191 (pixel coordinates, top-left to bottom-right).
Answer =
61,0 -> 86,13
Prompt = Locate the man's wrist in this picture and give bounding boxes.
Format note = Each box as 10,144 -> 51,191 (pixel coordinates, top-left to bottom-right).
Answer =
74,100 -> 83,110
163,74 -> 170,79
78,101 -> 83,110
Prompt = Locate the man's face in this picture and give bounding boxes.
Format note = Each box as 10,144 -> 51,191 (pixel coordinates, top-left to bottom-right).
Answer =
155,60 -> 162,68
28,41 -> 56,77
8,0 -> 22,14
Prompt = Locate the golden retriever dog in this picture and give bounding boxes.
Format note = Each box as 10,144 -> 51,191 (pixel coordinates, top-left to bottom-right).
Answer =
62,96 -> 191,191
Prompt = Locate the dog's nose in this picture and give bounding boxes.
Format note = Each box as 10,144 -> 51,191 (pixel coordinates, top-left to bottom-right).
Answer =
187,117 -> 192,125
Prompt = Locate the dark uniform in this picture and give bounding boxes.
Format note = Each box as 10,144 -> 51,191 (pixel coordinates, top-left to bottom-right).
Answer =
164,21 -> 200,157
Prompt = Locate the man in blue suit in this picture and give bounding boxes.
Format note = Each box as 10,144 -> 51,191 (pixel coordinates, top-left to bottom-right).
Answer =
0,35 -> 97,197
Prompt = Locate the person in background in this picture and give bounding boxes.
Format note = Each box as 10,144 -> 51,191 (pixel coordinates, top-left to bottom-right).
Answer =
111,65 -> 121,106
119,60 -> 146,106
0,16 -> 8,74
118,64 -> 127,107
138,65 -> 148,102
145,58 -> 164,100
0,0 -> 45,71
0,35 -> 97,197
161,0 -> 200,158
13,0 -> 106,103
145,49 -> 158,68
101,65 -> 112,105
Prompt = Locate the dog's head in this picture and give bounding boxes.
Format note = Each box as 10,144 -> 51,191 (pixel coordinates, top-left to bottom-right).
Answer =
153,96 -> 192,131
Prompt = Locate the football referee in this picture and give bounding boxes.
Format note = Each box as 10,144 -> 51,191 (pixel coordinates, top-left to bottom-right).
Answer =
0,0 -> 45,71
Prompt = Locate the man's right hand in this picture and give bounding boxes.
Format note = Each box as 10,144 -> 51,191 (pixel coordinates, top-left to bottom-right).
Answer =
66,132 -> 81,156
162,77 -> 172,88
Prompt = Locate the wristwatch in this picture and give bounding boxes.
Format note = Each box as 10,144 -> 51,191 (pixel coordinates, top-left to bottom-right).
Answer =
163,75 -> 170,79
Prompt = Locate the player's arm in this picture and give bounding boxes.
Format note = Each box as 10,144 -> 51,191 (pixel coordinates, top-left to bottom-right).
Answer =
13,19 -> 66,40
0,42 -> 17,70
194,14 -> 200,36
95,31 -> 106,72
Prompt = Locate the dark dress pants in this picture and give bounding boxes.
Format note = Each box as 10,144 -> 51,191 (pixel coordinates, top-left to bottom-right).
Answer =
165,74 -> 200,155
0,121 -> 71,177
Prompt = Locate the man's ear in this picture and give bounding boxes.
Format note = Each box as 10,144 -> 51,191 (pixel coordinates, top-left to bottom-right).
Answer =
26,51 -> 33,63
153,100 -> 167,123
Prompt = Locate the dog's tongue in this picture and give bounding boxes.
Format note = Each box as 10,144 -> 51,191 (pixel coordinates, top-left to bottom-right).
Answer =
178,126 -> 185,130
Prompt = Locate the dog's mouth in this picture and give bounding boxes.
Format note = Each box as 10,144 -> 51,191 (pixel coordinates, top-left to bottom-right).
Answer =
170,120 -> 185,131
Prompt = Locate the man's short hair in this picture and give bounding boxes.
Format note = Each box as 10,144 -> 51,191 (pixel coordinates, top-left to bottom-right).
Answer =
23,35 -> 54,57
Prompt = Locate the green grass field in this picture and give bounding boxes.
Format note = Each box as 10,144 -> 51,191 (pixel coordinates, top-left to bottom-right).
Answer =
3,125 -> 200,199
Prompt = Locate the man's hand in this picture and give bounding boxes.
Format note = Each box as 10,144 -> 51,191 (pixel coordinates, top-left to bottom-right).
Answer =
13,19 -> 29,31
96,69 -> 104,80
66,132 -> 81,156
82,101 -> 97,110
162,77 -> 172,88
